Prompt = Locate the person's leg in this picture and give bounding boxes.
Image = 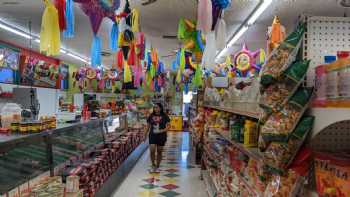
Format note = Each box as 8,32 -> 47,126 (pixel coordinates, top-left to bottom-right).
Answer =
150,144 -> 157,169
156,145 -> 164,169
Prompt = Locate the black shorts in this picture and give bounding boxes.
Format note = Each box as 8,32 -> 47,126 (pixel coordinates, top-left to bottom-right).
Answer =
149,132 -> 167,146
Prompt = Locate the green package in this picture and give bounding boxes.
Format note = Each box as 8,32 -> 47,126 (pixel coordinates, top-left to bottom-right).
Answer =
261,23 -> 306,86
260,60 -> 311,113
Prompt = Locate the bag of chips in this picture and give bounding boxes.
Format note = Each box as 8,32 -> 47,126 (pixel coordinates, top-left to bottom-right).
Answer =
265,148 -> 312,197
260,60 -> 310,112
259,87 -> 314,150
261,23 -> 306,86
263,116 -> 314,171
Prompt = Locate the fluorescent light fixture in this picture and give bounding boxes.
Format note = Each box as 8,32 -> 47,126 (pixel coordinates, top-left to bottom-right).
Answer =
216,26 -> 248,61
60,49 -> 67,54
215,0 -> 272,62
247,0 -> 273,25
67,53 -> 89,63
227,25 -> 249,47
0,21 -> 32,39
0,18 -> 93,65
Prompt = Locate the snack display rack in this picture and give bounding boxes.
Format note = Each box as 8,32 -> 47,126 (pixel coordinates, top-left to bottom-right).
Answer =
0,113 -> 148,197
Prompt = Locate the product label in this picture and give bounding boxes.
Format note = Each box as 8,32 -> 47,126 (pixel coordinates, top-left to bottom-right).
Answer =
338,67 -> 350,98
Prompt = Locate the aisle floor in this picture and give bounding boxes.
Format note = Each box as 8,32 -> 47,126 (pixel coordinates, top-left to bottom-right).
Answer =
112,132 -> 207,197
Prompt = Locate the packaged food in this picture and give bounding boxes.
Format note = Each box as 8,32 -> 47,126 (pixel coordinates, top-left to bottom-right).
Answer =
261,23 -> 305,86
260,60 -> 310,112
315,153 -> 350,197
332,157 -> 350,197
243,119 -> 258,148
259,87 -> 313,150
314,153 -> 336,196
230,118 -> 244,143
263,116 -> 314,171
265,148 -> 312,197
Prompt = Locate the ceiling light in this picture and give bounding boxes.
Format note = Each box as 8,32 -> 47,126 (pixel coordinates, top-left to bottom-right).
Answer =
0,21 -> 32,39
67,53 -> 89,63
247,0 -> 273,25
0,18 -> 92,65
60,49 -> 67,54
0,54 -> 4,60
215,0 -> 272,63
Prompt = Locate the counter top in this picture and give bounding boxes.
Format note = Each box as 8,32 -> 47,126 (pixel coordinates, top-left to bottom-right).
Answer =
0,119 -> 104,153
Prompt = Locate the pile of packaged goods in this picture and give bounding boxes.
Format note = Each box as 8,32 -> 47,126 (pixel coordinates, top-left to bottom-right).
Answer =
202,22 -> 316,197
257,21 -> 314,196
314,152 -> 350,196
190,108 -> 205,144
30,176 -> 83,197
59,129 -> 145,197
204,78 -> 261,113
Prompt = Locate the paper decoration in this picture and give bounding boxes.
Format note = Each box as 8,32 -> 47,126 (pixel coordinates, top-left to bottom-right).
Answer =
233,43 -> 261,77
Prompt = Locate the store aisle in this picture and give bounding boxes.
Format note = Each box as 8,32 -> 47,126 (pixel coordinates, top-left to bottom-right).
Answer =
112,132 -> 206,197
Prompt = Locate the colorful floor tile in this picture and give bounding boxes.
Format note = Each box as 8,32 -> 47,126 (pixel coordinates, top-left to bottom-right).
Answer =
112,132 -> 207,197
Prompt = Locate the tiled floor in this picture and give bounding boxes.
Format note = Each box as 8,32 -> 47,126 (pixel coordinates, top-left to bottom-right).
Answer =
112,132 -> 207,197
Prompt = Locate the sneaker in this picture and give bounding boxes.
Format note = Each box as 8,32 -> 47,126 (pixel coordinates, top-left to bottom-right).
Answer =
149,166 -> 157,173
154,167 -> 160,173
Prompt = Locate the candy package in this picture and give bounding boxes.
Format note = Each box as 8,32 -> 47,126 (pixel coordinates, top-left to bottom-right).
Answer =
259,87 -> 313,150
261,23 -> 306,86
264,148 -> 312,197
263,116 -> 314,171
314,153 -> 350,197
260,60 -> 310,112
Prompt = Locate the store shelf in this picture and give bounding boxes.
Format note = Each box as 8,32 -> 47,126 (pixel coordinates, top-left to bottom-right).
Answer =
210,128 -> 262,161
203,105 -> 260,119
202,170 -> 218,197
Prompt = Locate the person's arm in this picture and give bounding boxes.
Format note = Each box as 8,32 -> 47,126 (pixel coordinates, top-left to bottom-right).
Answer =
160,115 -> 171,133
144,115 -> 152,140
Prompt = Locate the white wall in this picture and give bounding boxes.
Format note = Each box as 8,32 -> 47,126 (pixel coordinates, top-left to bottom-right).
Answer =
0,83 -> 61,117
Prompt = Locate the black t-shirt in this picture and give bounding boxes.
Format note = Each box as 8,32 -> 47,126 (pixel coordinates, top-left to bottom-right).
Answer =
147,113 -> 170,134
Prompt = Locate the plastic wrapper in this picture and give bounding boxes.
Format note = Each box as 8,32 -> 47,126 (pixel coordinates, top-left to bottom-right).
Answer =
264,148 -> 312,197
259,87 -> 313,150
261,23 -> 305,86
260,60 -> 310,112
315,153 -> 350,197
263,116 -> 314,171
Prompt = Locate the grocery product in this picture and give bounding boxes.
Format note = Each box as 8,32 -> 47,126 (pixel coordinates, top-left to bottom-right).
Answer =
259,87 -> 313,150
315,153 -> 350,197
261,23 -> 305,86
243,119 -> 258,148
263,116 -> 314,171
230,117 -> 244,143
260,60 -> 310,112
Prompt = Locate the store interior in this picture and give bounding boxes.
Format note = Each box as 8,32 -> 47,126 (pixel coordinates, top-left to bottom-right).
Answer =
0,0 -> 350,197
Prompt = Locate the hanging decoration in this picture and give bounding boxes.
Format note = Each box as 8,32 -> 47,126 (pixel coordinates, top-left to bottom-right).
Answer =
267,16 -> 286,55
40,0 -> 61,56
63,0 -> 75,38
233,43 -> 261,77
54,0 -> 66,31
197,0 -> 213,34
73,0 -> 121,66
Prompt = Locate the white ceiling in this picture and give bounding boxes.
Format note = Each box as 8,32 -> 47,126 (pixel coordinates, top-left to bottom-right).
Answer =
0,0 -> 348,67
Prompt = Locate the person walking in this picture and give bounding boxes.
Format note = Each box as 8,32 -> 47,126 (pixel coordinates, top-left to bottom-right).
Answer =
146,103 -> 170,173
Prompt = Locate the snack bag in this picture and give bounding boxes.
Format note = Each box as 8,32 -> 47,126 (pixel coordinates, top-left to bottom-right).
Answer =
259,87 -> 313,150
332,156 -> 350,197
260,60 -> 310,112
263,116 -> 314,171
314,153 -> 336,196
261,23 -> 306,86
265,148 -> 312,197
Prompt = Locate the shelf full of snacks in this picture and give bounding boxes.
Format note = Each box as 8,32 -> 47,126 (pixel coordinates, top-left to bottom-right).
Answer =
200,21 -> 317,197
203,105 -> 260,120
